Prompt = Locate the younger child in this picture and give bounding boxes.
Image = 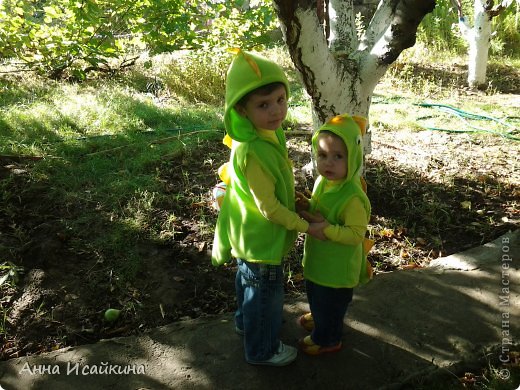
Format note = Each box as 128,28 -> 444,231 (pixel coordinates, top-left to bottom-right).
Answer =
297,114 -> 373,355
211,49 -> 327,366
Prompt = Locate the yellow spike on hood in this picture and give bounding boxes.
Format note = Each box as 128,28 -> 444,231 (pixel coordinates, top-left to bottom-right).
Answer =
227,48 -> 262,78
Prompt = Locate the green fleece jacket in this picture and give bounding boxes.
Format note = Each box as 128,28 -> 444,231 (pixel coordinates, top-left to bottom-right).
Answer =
211,49 -> 297,266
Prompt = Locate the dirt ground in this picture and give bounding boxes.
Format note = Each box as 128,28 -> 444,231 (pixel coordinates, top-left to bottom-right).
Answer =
1,91 -> 518,362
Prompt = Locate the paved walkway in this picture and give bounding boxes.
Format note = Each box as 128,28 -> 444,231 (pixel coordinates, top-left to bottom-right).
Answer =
0,230 -> 518,390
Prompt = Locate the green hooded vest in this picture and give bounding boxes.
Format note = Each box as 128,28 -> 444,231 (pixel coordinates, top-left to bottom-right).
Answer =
211,50 -> 296,266
303,114 -> 372,288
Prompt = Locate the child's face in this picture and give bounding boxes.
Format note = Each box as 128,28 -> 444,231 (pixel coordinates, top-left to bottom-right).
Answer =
316,132 -> 348,181
236,85 -> 288,130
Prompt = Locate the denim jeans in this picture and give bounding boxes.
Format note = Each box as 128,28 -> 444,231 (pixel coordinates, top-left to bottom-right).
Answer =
235,259 -> 284,362
306,279 -> 353,347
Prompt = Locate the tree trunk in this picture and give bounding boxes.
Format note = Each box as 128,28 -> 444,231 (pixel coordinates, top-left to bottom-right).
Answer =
470,1 -> 491,88
459,1 -> 492,89
273,0 -> 435,126
273,0 -> 434,164
457,0 -> 513,89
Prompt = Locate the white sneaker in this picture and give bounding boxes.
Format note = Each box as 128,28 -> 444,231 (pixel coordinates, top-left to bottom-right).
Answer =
247,342 -> 297,366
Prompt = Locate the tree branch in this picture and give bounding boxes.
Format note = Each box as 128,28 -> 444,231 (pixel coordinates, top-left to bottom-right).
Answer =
329,0 -> 357,52
376,0 -> 436,65
274,0 -> 338,122
486,0 -> 514,17
273,0 -> 435,122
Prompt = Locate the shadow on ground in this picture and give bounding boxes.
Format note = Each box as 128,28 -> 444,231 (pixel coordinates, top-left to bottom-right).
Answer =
1,231 -> 518,389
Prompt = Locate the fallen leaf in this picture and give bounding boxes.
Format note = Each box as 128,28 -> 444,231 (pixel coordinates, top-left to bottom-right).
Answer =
379,228 -> 395,238
416,237 -> 427,246
401,264 -> 420,270
460,201 -> 472,210
291,273 -> 304,282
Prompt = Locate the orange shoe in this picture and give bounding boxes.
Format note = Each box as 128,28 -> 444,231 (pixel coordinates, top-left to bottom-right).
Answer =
297,313 -> 314,332
298,335 -> 342,356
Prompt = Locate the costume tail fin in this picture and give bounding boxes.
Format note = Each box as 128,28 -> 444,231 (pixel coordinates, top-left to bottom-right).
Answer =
359,238 -> 375,283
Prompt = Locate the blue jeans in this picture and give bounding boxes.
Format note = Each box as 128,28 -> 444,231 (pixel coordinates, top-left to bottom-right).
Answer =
235,259 -> 284,362
306,279 -> 353,347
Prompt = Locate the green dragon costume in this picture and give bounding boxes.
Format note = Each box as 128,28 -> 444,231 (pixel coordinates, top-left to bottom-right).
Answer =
303,114 -> 373,288
211,49 -> 297,266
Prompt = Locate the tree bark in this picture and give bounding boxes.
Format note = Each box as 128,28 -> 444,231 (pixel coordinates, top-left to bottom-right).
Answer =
458,0 -> 512,89
274,0 -> 435,126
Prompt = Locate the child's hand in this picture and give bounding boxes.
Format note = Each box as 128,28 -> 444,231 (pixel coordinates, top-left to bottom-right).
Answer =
299,210 -> 325,223
295,191 -> 310,213
307,219 -> 329,241
304,211 -> 329,240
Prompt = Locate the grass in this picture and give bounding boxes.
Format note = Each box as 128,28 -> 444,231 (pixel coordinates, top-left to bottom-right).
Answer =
371,44 -> 520,141
0,261 -> 22,337
0,72 -> 225,282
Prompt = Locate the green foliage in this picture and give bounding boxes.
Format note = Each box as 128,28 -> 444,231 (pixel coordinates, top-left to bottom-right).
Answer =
417,0 -> 520,57
0,0 -> 277,80
159,49 -> 230,105
492,5 -> 520,56
134,0 -> 278,53
133,0 -> 209,54
417,0 -> 466,53
0,0 -> 142,79
1,0 -> 518,81
202,0 -> 279,49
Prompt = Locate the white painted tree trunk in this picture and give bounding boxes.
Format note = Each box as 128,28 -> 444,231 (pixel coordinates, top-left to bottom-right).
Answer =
458,0 -> 493,89
288,4 -> 374,161
275,0 -> 434,161
289,3 -> 382,125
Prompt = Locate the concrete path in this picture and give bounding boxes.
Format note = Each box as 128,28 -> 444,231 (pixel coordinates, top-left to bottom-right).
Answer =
0,230 -> 518,390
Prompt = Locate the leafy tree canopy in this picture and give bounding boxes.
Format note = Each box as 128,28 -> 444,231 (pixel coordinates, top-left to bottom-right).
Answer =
0,0 -> 277,80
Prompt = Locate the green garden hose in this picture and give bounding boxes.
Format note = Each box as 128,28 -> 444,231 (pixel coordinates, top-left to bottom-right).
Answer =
414,103 -> 520,141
